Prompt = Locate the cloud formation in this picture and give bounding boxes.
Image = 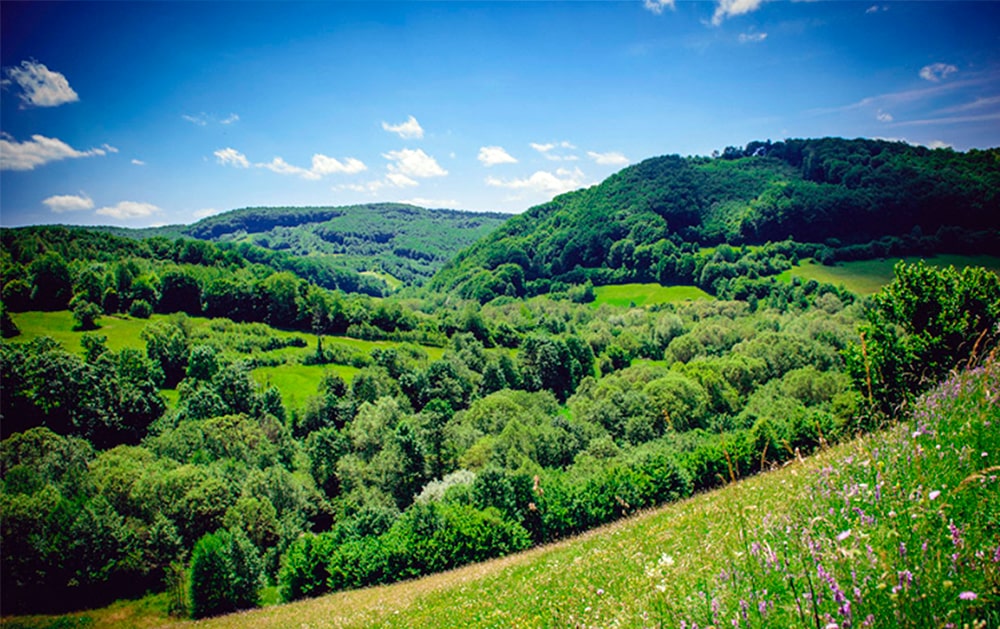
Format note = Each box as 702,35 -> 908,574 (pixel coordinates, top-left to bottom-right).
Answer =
712,0 -> 765,25
2,60 -> 79,108
642,0 -> 675,15
919,63 -> 958,82
132,159 -> 146,166
486,167 -> 585,196
382,115 -> 424,139
42,193 -> 94,213
587,151 -> 630,166
96,201 -> 161,220
383,148 -> 448,178
530,141 -> 578,161
183,112 -> 240,127
214,147 -> 251,168
0,133 -> 113,171
877,109 -> 894,122
738,32 -> 767,44
478,146 -> 518,166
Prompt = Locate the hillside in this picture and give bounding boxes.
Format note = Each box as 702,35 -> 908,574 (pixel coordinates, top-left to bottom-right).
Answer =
179,204 -> 509,287
431,138 -> 1000,302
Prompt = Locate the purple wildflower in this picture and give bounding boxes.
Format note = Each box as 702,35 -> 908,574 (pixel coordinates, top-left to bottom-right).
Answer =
959,591 -> 977,600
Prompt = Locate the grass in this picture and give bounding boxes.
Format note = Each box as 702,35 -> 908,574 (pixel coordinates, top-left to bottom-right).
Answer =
252,363 -> 360,410
779,254 -> 1000,296
6,311 -> 170,354
592,283 -> 713,308
20,355 -> 996,628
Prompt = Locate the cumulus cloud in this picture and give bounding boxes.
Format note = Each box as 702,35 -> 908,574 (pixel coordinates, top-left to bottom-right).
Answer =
712,0 -> 766,25
643,0 -> 675,15
132,159 -> 146,166
738,31 -> 767,44
927,140 -> 953,150
0,133 -> 112,171
587,151 -> 630,166
2,60 -> 79,108
311,154 -> 367,176
530,141 -> 578,161
877,109 -> 894,122
214,147 -> 251,168
386,172 -> 419,187
383,148 -> 448,178
261,157 -> 316,179
382,115 -> 424,140
42,193 -> 94,213
920,63 -> 958,82
478,146 -> 518,166
486,167 -> 585,196
96,201 -> 161,220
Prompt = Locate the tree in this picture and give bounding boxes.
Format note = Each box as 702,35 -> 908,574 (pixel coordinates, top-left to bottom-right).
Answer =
29,251 -> 72,310
142,318 -> 189,387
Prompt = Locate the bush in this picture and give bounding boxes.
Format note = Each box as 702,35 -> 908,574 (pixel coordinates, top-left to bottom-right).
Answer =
129,299 -> 153,319
189,528 -> 263,618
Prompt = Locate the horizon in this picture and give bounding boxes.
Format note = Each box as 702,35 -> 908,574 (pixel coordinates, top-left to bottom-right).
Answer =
3,1 -> 1000,228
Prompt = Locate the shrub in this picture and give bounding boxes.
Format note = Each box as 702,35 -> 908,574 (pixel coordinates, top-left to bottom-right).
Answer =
189,528 -> 263,618
129,299 -> 153,319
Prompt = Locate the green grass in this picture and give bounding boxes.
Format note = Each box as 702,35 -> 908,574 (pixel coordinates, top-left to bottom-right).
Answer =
779,254 -> 1000,295
6,311 -> 172,354
9,360 -> 997,628
252,363 -> 360,410
592,283 -> 713,308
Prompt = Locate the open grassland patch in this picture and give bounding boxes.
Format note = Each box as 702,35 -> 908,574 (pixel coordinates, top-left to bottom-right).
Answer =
592,283 -> 713,308
780,254 -> 1000,295
252,363 -> 360,410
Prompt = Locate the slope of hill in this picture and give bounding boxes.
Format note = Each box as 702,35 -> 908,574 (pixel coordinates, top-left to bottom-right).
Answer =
12,355 -> 996,628
180,204 -> 510,287
431,138 -> 1000,302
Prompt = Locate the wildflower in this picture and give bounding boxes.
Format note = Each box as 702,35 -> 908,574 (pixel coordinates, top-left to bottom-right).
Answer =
929,490 -> 941,501
596,588 -> 604,596
837,529 -> 851,542
959,591 -> 977,600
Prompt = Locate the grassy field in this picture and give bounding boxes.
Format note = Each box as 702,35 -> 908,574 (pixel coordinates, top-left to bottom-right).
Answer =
252,363 -> 361,410
12,357 -> 995,629
592,283 -> 713,308
779,254 -> 1000,295
7,310 -> 175,354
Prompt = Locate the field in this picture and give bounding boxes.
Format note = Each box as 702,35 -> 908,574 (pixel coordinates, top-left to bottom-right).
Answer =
7,357 -> 996,629
6,311 -> 445,413
779,254 -> 1000,295
591,283 -> 713,308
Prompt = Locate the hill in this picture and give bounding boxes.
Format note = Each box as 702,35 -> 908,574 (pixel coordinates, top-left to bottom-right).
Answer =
179,204 -> 509,288
431,138 -> 1000,302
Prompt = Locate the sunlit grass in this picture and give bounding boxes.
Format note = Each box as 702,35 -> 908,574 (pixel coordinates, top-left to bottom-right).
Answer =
252,363 -> 360,411
592,283 -> 714,308
779,254 -> 1000,295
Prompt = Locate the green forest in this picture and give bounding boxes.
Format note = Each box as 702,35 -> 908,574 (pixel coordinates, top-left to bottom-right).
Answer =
1,137 -> 998,624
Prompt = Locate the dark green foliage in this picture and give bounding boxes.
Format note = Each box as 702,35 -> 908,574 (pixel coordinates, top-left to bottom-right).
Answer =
189,528 -> 263,618
845,261 -> 1000,418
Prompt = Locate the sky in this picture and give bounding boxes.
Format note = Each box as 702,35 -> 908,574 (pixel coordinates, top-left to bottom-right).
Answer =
2,1 -> 999,228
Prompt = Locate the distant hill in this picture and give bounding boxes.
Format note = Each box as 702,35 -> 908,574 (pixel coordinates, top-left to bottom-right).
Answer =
179,203 -> 510,287
430,137 -> 1000,301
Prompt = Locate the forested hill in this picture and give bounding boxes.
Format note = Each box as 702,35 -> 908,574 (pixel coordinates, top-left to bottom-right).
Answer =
179,203 -> 509,287
430,137 -> 1000,302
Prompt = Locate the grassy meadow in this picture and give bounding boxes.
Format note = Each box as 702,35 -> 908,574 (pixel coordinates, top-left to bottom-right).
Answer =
779,254 -> 1000,295
9,354 -> 995,629
592,283 -> 714,308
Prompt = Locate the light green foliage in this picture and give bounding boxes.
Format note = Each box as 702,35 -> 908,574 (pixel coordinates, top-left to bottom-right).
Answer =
189,528 -> 263,618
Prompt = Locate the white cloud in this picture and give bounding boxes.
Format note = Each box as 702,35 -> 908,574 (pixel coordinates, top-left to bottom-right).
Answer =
383,148 -> 448,178
738,31 -> 767,44
486,167 -> 585,196
193,207 -> 223,219
0,133 -> 111,171
214,147 -> 251,168
386,172 -> 419,187
261,157 -> 321,180
478,146 -> 518,166
920,62 -> 958,82
183,113 -> 209,127
221,113 -> 240,125
587,151 -> 630,166
42,193 -> 94,213
310,154 -> 367,175
400,197 -> 460,208
530,141 -> 578,161
865,4 -> 888,13
712,0 -> 766,25
643,0 -> 675,15
132,159 -> 146,166
927,140 -> 953,150
382,115 -> 424,139
3,60 -> 79,107
96,201 -> 161,220
877,109 -> 894,122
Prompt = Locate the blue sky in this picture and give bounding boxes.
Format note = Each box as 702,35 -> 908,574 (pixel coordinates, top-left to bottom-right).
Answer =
2,1 -> 999,227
